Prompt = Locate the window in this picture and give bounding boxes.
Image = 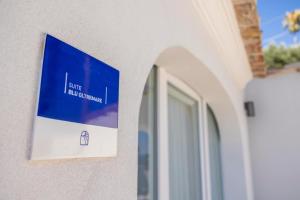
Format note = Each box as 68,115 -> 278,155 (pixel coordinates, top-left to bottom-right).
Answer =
168,84 -> 202,200
138,67 -> 224,200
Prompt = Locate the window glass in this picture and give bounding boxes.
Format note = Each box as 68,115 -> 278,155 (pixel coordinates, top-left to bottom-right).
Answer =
207,106 -> 224,200
138,69 -> 157,200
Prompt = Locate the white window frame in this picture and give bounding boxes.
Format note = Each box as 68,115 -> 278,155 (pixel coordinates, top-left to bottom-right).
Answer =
157,68 -> 212,200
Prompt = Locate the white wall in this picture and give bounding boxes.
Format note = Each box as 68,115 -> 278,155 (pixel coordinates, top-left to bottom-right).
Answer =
0,0 -> 252,199
246,73 -> 300,200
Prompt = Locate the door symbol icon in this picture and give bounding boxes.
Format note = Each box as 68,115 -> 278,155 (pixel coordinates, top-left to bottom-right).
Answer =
80,131 -> 89,145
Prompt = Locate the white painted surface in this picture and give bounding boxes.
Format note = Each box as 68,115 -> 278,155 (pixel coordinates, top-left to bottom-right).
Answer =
157,68 -> 170,200
0,0 -> 253,199
246,73 -> 300,200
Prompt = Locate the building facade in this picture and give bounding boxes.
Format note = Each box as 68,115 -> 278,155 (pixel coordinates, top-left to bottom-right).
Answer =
0,0 -> 257,199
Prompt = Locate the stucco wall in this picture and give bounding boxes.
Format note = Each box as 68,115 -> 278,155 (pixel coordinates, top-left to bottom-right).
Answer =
0,0 -> 252,199
246,73 -> 300,200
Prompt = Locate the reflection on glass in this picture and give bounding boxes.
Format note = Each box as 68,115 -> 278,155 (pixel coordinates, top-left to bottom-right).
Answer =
207,106 -> 224,200
138,68 -> 157,200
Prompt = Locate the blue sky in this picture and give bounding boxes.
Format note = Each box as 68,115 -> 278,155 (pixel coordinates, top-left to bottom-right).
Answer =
258,0 -> 300,47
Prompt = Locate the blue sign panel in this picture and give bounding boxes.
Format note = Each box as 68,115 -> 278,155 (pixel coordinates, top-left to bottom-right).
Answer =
38,34 -> 119,128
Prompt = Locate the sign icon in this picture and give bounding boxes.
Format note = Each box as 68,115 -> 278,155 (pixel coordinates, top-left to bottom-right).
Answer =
80,131 -> 89,145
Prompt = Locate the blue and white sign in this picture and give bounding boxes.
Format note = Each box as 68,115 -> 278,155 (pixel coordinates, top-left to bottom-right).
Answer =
31,34 -> 119,160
